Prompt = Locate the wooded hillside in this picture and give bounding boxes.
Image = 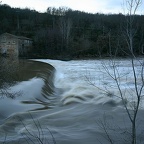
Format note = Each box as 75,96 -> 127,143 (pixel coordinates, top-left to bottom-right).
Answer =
0,4 -> 144,59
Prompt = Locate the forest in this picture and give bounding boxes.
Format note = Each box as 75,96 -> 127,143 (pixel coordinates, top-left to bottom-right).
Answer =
0,3 -> 144,59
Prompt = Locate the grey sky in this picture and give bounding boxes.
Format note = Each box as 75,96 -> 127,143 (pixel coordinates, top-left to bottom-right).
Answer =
2,0 -> 144,14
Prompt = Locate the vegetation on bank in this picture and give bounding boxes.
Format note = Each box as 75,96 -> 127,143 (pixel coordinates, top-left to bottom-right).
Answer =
0,3 -> 144,59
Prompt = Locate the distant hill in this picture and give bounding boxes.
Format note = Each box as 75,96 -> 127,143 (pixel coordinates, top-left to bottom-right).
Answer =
0,4 -> 144,59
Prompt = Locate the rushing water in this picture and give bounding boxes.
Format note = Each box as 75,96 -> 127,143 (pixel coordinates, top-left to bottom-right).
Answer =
0,59 -> 144,144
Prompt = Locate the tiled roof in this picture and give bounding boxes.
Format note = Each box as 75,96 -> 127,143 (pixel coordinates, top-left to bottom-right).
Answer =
0,33 -> 32,40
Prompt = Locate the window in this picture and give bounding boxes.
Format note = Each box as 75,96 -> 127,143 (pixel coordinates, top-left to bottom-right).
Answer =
13,41 -> 16,44
1,36 -> 6,43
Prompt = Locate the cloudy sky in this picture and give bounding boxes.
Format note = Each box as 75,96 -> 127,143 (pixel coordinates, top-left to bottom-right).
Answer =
1,0 -> 144,14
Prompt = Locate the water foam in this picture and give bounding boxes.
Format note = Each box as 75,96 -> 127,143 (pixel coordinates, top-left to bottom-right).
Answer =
38,59 -> 144,109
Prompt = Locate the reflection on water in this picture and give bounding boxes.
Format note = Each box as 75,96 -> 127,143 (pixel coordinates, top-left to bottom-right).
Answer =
16,60 -> 54,81
0,60 -> 56,120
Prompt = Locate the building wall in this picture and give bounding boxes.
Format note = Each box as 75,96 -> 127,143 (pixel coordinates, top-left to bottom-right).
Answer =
0,33 -> 19,57
0,33 -> 32,57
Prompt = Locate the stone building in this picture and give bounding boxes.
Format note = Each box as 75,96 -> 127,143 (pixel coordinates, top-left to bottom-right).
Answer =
0,33 -> 32,57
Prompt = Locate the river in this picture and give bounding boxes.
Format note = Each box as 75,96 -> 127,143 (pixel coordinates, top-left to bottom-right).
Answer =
0,59 -> 144,144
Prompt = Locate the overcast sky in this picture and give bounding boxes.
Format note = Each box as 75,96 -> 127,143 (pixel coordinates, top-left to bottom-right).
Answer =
2,0 -> 144,14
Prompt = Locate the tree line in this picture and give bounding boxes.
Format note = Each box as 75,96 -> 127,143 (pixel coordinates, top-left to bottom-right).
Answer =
0,4 -> 144,59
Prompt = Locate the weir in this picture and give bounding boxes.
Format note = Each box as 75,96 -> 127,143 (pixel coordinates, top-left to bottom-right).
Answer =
0,60 -> 56,120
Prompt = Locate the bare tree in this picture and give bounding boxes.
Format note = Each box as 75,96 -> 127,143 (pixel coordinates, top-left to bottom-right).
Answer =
59,17 -> 72,51
17,114 -> 57,144
118,1 -> 143,143
90,0 -> 143,144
